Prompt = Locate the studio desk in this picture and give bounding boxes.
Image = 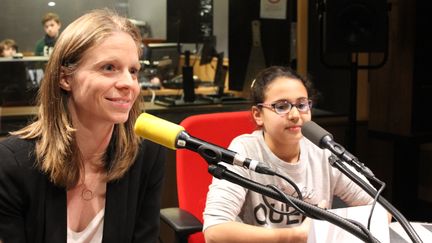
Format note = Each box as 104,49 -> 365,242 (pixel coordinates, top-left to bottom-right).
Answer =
0,87 -> 341,137
0,87 -> 252,135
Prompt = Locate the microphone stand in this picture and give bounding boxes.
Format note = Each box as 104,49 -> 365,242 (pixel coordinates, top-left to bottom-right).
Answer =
328,155 -> 423,243
197,144 -> 380,243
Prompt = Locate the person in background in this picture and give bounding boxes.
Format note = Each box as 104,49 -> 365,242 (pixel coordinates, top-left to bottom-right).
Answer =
0,39 -> 18,57
203,66 -> 375,243
34,12 -> 61,56
0,9 -> 166,242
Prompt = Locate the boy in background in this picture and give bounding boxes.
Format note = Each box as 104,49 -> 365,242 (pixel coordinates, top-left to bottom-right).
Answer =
34,12 -> 61,56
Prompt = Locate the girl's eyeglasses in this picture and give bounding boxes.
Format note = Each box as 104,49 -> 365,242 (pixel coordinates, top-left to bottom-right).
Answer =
257,99 -> 312,115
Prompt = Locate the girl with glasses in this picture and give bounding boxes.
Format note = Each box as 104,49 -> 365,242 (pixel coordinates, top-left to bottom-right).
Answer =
203,66 -> 374,242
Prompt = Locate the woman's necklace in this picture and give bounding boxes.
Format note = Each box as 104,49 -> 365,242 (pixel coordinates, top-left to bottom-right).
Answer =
79,169 -> 106,201
79,152 -> 107,201
81,186 -> 94,201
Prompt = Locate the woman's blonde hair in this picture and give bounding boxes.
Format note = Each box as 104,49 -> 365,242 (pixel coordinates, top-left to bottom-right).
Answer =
12,9 -> 143,188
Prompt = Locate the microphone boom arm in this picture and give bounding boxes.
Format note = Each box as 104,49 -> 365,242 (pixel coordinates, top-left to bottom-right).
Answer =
322,136 -> 375,179
302,121 -> 422,243
194,143 -> 379,242
207,163 -> 380,243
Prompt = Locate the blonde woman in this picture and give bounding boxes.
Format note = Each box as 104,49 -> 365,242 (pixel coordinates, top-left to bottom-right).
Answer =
0,9 -> 165,242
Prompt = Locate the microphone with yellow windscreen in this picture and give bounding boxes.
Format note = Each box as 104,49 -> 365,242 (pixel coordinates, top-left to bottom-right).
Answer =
134,112 -> 274,175
134,113 -> 185,150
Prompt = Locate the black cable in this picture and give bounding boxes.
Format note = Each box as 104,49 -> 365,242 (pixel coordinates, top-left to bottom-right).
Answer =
273,171 -> 303,200
264,183 -> 376,242
329,157 -> 423,243
344,217 -> 376,243
262,184 -> 307,216
260,167 -> 304,216
367,178 -> 386,230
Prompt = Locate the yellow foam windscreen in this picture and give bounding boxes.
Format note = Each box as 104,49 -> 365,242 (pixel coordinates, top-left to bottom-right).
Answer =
134,113 -> 185,150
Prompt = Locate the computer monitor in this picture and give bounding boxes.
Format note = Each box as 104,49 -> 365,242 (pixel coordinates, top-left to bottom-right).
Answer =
200,36 -> 217,65
196,35 -> 249,103
200,50 -> 248,104
199,36 -> 224,95
146,43 -> 181,83
0,57 -> 46,106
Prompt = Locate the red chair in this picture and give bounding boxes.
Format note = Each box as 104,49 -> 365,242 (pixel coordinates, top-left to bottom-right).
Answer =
160,111 -> 257,243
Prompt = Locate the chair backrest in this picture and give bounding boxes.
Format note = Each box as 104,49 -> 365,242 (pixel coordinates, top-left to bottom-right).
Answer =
176,110 -> 256,242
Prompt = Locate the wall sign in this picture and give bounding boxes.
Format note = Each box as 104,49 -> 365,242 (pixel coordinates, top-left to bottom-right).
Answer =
260,0 -> 287,19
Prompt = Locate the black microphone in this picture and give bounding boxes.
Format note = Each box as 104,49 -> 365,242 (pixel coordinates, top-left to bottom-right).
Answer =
134,113 -> 275,175
301,121 -> 375,179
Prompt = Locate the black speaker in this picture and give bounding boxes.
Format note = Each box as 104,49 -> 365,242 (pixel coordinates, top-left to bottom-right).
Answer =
323,0 -> 388,53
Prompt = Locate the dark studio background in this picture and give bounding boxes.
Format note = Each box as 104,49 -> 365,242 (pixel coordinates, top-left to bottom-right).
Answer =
159,2 -> 432,242
228,0 -> 432,223
0,0 -> 431,242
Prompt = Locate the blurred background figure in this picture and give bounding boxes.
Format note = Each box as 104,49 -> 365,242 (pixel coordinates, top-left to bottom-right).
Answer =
0,39 -> 18,57
34,12 -> 61,56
